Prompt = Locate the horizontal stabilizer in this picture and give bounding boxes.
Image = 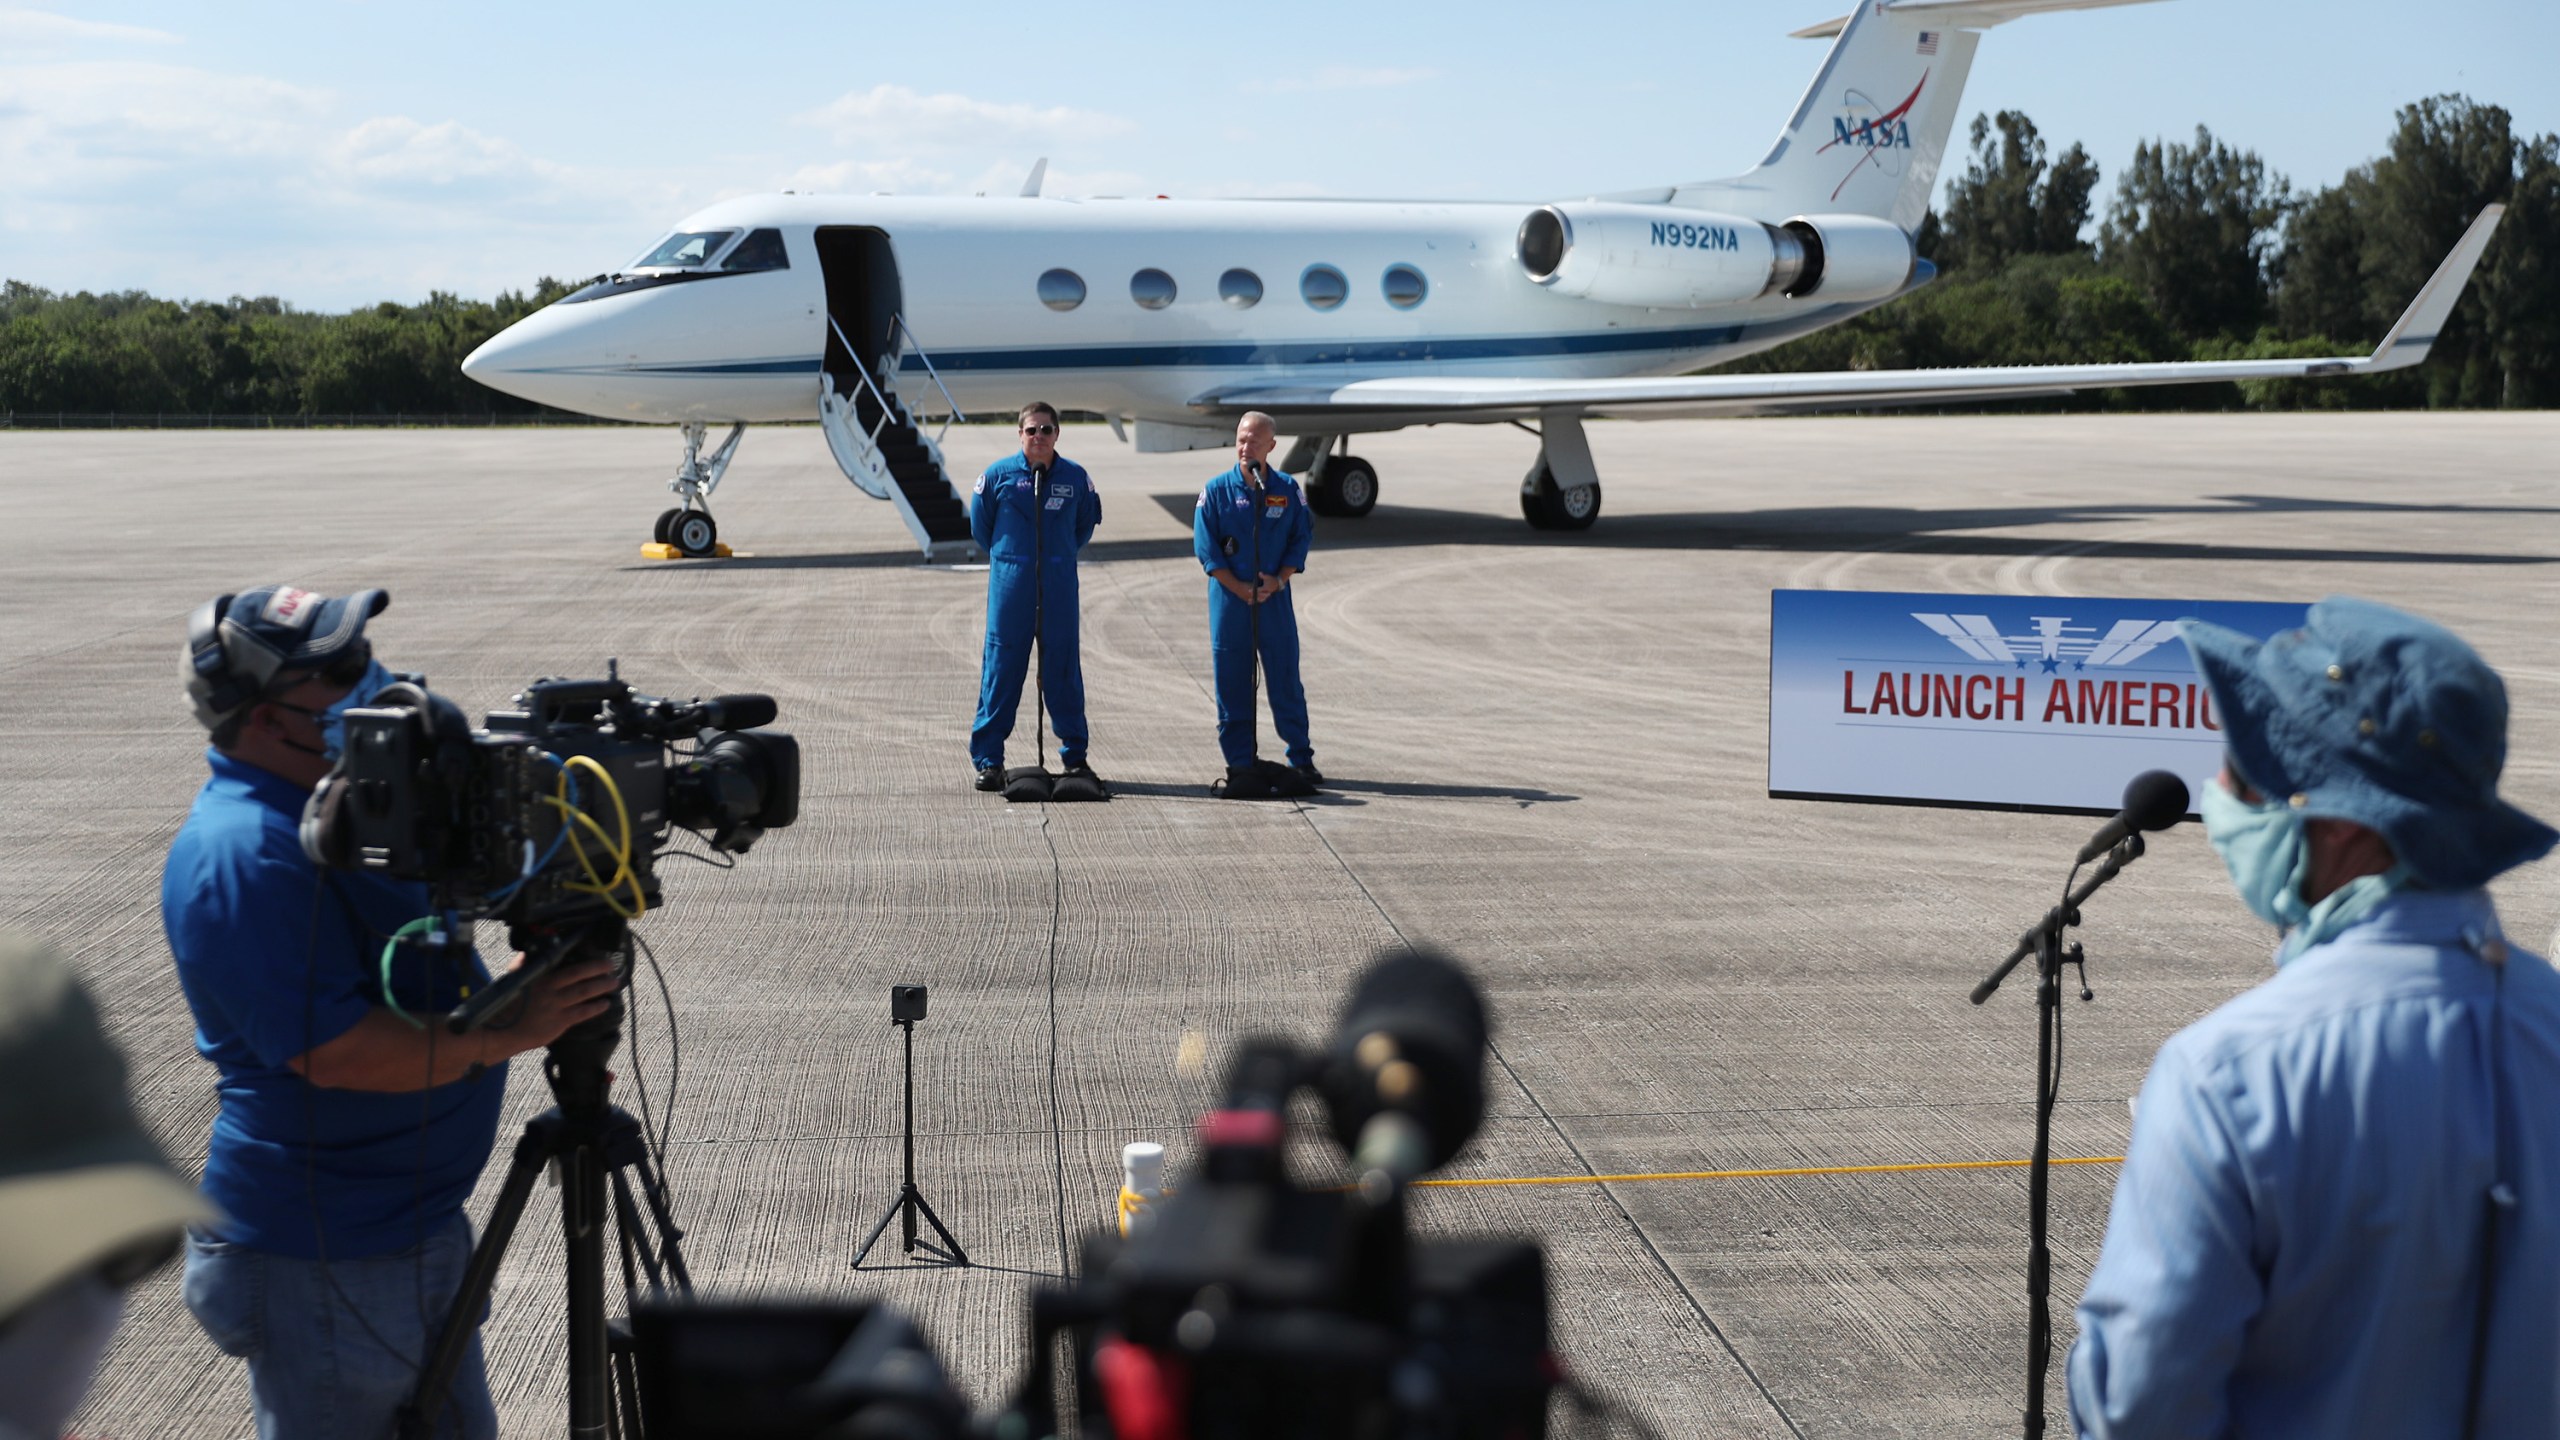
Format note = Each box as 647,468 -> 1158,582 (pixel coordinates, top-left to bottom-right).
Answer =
1198,208 -> 2506,425
1796,0 -> 2163,37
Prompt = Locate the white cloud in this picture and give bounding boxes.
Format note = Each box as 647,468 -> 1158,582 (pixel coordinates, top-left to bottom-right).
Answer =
330,116 -> 569,197
0,56 -> 691,305
0,8 -> 180,48
1270,66 -> 1441,93
798,84 -> 1134,152
781,155 -> 966,195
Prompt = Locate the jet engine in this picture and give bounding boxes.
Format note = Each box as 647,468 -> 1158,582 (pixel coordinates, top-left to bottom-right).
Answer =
1517,204 -> 1914,308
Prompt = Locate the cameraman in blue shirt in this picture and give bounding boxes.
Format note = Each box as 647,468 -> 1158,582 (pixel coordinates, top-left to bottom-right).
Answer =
164,585 -> 619,1440
2069,598 -> 2560,1439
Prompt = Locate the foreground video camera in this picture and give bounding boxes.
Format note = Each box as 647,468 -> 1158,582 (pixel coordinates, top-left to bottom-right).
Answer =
630,949 -> 1557,1440
300,665 -> 799,925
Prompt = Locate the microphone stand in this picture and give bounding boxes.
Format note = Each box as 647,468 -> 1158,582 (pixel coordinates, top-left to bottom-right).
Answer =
1971,831 -> 2145,1440
1033,464 -> 1048,779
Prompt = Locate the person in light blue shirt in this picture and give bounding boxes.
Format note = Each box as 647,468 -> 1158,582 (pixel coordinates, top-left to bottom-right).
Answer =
2068,597 -> 2560,1439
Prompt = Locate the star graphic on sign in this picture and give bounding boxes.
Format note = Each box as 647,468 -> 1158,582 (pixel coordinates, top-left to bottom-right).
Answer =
2074,660 -> 2086,671
2041,658 -> 2061,674
2016,658 -> 2028,669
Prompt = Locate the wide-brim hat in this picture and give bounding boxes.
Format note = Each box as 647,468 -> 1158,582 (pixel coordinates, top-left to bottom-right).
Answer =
2178,596 -> 2556,889
0,932 -> 218,1317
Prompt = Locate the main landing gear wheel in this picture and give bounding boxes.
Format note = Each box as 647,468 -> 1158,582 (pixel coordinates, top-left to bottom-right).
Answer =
1521,469 -> 1601,531
1309,455 -> 1379,518
671,509 -> 720,558
652,508 -> 683,544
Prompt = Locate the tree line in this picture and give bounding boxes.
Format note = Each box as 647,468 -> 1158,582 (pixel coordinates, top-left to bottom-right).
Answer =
1729,94 -> 2557,409
0,279 -> 583,417
1,92 -> 2551,417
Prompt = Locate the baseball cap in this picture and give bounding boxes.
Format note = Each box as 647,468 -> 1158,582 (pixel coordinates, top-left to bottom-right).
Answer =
182,584 -> 388,734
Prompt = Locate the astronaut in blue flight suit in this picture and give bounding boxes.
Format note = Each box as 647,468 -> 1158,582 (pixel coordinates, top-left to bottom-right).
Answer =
969,402 -> 1102,790
1193,410 -> 1318,783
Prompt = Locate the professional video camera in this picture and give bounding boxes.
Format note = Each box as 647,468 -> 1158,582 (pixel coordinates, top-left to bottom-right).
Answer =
300,663 -> 799,927
630,949 -> 1564,1440
293,664 -> 801,1440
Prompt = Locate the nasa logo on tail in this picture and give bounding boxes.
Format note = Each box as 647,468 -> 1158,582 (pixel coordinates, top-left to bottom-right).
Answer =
1816,69 -> 1927,199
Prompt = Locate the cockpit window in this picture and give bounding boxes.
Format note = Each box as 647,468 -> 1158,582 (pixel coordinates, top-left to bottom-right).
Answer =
720,229 -> 789,272
633,230 -> 736,269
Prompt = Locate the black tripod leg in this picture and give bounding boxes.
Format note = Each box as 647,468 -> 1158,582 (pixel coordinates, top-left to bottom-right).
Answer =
397,1124 -> 550,1440
610,1168 -> 670,1299
908,1189 -> 972,1267
626,1148 -> 694,1292
850,1189 -> 911,1270
563,1135 -> 618,1440
603,1119 -> 688,1440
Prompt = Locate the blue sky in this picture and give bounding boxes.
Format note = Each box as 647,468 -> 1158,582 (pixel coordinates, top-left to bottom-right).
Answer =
2,1 -> 2549,310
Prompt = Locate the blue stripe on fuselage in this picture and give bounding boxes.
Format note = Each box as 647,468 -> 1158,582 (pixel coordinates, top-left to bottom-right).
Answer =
512,303 -> 1883,380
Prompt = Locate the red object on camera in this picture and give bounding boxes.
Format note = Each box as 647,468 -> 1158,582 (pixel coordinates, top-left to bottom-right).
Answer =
1197,1108 -> 1282,1148
1092,1336 -> 1188,1440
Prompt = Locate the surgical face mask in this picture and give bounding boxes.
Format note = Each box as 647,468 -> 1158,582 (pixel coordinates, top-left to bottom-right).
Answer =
276,657 -> 400,763
2201,781 -> 2311,930
2202,780 -> 2411,963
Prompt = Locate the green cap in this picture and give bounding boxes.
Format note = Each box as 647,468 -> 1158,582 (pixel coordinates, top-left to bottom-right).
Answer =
0,930 -> 217,1318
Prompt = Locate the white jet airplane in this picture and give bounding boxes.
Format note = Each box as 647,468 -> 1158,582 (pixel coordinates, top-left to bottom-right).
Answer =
462,0 -> 2506,560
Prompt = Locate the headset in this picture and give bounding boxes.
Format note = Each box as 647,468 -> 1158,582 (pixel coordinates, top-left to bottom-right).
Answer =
184,594 -> 255,722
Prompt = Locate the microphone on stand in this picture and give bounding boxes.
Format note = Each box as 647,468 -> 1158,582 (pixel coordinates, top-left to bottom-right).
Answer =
1973,770 -> 2192,1008
2074,770 -> 2192,865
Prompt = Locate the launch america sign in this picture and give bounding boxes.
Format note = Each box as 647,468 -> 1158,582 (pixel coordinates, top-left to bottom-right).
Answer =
1768,589 -> 2311,815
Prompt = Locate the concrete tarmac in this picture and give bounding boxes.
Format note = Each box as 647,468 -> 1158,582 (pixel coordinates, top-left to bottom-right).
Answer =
9,412 -> 2557,1437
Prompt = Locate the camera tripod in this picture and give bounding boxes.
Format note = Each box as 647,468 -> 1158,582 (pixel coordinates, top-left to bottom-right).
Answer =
850,1011 -> 970,1269
398,920 -> 692,1440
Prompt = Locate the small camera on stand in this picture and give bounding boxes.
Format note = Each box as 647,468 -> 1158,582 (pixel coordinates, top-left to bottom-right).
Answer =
890,984 -> 928,1025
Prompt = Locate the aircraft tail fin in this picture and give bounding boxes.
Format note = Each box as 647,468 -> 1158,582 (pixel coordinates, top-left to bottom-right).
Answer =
1674,0 -> 2162,230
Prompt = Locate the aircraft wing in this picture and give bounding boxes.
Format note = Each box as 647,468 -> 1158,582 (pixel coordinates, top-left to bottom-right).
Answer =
1203,206 -> 2503,425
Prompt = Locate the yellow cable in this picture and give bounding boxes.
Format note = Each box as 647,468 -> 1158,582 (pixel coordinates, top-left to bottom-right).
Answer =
549,755 -> 646,917
1409,1156 -> 2124,1189
542,796 -> 636,913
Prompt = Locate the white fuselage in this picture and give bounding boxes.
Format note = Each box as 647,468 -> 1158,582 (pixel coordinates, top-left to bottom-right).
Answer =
462,193 -> 1888,429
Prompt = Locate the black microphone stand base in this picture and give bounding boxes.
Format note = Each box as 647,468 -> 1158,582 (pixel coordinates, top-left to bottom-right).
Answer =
1001,765 -> 1056,804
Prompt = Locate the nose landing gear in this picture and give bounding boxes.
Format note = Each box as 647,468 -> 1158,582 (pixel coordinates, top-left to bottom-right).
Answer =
644,421 -> 744,559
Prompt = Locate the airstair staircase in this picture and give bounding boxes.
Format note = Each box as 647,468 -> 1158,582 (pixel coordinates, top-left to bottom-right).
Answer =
818,315 -> 981,562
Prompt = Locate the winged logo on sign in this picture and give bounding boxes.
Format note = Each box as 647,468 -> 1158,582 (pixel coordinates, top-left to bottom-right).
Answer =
1912,613 -> 2184,674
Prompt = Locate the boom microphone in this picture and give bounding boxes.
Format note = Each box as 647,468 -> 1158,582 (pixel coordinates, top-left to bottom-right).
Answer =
2074,769 -> 2191,866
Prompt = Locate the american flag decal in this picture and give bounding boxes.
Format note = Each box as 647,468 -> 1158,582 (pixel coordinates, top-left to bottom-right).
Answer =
1917,30 -> 1940,54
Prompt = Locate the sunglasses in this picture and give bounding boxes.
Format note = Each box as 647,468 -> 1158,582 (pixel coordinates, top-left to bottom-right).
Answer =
312,646 -> 374,686
277,644 -> 372,697
1019,423 -> 1058,437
